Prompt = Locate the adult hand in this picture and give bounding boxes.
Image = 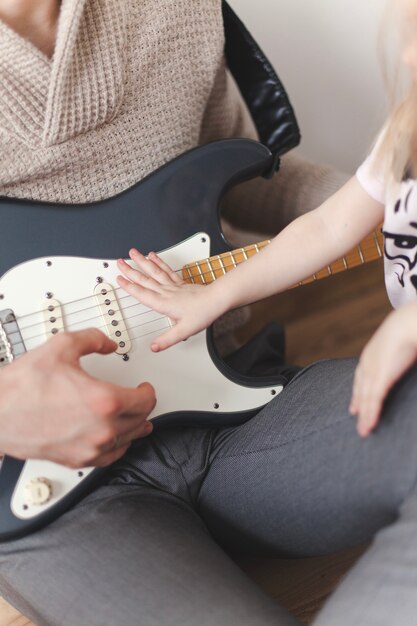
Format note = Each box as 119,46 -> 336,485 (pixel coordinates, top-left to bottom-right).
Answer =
0,329 -> 155,467
349,303 -> 417,437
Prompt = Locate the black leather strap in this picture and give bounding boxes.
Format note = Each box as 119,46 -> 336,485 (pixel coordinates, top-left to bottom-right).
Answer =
223,2 -> 301,176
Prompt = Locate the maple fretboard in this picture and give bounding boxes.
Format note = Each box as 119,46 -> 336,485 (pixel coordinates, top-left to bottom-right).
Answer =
182,228 -> 384,288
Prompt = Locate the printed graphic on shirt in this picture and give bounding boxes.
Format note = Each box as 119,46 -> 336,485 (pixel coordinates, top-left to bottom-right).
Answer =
383,177 -> 417,307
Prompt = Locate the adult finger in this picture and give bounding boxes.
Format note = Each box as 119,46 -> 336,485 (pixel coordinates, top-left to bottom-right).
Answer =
93,443 -> 132,468
57,328 -> 117,360
95,422 -> 153,467
109,420 -> 153,450
111,381 -> 157,418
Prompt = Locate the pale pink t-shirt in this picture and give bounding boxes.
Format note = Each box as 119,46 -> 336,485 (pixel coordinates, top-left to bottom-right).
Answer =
356,148 -> 417,309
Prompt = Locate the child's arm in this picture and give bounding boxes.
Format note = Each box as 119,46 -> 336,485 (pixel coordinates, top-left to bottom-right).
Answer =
350,301 -> 417,437
117,176 -> 384,351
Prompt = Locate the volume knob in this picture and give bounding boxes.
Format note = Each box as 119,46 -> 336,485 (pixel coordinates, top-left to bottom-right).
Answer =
23,477 -> 53,506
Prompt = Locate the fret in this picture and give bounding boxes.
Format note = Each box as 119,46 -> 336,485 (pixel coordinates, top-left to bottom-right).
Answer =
330,258 -> 349,275
230,252 -> 237,268
210,254 -> 223,274
206,258 -> 216,282
241,247 -> 249,261
342,257 -> 348,269
195,262 -> 206,285
185,265 -> 194,284
218,255 -> 227,275
327,265 -> 332,275
357,243 -> 365,264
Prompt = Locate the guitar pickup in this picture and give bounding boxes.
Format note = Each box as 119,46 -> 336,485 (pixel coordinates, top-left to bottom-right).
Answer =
43,299 -> 64,338
94,283 -> 131,355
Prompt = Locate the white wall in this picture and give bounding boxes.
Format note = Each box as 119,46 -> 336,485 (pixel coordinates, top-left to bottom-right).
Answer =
229,0 -> 388,174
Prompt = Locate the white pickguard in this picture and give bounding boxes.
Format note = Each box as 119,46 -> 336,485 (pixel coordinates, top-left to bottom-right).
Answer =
0,233 -> 282,520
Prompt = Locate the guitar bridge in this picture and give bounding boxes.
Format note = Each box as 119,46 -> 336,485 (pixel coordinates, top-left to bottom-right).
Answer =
0,309 -> 26,368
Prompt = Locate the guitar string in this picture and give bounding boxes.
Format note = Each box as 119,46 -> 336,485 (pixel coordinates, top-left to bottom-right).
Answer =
20,305 -> 168,344
4,236 -> 384,337
6,252 -> 260,326
18,303 -> 178,345
13,260 -> 229,333
16,320 -> 184,354
18,291 -> 163,333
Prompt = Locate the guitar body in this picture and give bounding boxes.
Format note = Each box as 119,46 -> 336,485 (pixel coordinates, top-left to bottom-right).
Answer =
0,138 -> 273,275
0,139 -> 285,541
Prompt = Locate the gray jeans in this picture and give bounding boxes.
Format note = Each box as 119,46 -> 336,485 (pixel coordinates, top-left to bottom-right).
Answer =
1,358 -> 417,626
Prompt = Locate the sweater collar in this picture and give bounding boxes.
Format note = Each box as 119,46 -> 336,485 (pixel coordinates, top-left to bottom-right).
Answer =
0,0 -> 127,148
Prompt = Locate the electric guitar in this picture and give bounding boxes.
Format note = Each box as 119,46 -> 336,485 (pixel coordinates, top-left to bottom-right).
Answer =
0,139 -> 384,541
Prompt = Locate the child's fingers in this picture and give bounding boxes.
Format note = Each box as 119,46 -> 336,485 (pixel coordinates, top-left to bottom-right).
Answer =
350,363 -> 383,436
150,323 -> 192,352
349,397 -> 358,416
356,380 -> 384,437
117,275 -> 166,311
117,260 -> 163,294
357,400 -> 382,437
349,384 -> 359,415
129,249 -> 177,286
147,251 -> 183,284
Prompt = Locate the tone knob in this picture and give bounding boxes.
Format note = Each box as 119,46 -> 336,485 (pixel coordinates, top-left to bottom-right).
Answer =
23,477 -> 53,506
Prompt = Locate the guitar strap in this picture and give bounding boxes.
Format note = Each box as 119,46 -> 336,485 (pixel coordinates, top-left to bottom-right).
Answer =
223,2 -> 301,177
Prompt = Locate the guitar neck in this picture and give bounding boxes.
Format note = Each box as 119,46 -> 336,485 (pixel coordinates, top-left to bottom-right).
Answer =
182,228 -> 384,288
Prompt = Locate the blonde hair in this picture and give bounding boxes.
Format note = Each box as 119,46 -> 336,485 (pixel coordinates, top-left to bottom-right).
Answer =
374,0 -> 417,183
376,87 -> 417,183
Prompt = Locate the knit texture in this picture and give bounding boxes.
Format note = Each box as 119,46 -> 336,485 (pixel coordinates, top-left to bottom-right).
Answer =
0,0 -> 348,229
0,0 -> 253,203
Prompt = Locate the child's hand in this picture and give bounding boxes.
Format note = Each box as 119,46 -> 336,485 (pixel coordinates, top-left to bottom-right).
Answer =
117,249 -> 221,352
349,303 -> 417,437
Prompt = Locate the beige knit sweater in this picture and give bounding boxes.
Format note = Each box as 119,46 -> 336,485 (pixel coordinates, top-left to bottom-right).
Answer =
0,0 -> 346,219
0,0 -> 348,351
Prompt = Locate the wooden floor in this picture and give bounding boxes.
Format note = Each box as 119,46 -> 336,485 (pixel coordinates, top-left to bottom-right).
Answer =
234,257 -> 391,624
